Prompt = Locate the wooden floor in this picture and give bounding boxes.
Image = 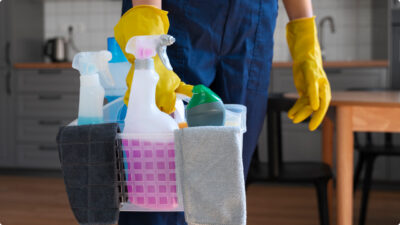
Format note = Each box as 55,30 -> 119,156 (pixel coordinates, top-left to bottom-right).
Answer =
0,176 -> 399,225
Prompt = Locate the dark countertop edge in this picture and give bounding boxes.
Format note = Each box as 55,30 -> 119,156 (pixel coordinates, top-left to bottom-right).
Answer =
14,62 -> 73,69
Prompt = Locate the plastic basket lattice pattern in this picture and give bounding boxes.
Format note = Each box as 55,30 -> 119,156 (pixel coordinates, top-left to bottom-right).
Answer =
120,135 -> 181,211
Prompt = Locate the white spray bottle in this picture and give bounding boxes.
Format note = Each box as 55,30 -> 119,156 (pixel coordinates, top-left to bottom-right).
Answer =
73,51 -> 114,125
123,35 -> 178,133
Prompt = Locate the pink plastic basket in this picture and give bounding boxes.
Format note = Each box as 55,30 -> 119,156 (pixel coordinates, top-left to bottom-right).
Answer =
118,133 -> 183,211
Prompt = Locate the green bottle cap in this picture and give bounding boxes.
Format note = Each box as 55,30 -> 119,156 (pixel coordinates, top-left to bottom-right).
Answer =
186,85 -> 222,110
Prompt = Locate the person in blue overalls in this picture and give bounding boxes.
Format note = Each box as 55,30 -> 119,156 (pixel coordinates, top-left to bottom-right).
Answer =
115,0 -> 331,224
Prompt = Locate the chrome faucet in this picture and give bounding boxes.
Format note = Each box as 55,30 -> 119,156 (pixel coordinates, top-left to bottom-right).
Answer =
318,16 -> 335,60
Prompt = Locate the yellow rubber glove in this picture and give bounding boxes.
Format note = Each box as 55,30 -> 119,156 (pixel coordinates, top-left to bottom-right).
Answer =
114,5 -> 193,114
286,16 -> 331,131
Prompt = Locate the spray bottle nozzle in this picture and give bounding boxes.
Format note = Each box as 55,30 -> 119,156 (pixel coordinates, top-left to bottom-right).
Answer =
72,51 -> 115,86
126,35 -> 175,71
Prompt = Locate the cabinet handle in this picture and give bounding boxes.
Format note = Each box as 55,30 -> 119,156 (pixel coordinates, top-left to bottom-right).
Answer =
6,70 -> 11,95
39,120 -> 62,126
38,69 -> 62,75
39,145 -> 58,151
38,95 -> 62,100
324,68 -> 342,74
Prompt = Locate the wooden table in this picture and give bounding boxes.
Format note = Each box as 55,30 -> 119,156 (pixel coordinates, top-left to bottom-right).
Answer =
285,91 -> 400,225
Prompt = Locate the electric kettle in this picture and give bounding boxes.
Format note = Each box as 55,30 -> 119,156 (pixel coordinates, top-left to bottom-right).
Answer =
44,37 -> 68,62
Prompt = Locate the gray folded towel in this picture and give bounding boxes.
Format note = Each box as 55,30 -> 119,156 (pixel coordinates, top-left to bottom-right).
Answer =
174,126 -> 246,225
57,123 -> 125,225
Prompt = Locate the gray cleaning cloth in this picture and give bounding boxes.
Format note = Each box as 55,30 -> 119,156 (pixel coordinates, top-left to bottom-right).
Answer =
57,123 -> 126,225
174,126 -> 246,225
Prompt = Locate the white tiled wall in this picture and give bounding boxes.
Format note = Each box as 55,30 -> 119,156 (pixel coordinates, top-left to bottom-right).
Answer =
273,0 -> 381,61
44,0 -> 385,61
44,0 -> 122,59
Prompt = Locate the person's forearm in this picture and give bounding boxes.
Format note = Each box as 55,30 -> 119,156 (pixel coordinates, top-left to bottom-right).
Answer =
282,0 -> 313,21
132,0 -> 161,9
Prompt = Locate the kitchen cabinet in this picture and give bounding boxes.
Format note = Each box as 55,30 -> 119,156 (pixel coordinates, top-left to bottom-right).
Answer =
1,0 -> 43,64
0,69 -> 13,166
0,0 -> 45,168
258,66 -> 391,180
269,67 -> 388,93
0,0 -> 6,161
0,4 -> 10,166
390,6 -> 400,89
13,68 -> 79,169
16,69 -> 80,93
0,3 -> 6,68
0,69 -> 15,168
0,2 -> 7,68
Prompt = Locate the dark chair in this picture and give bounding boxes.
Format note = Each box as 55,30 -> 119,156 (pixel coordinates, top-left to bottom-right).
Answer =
247,93 -> 333,225
353,132 -> 400,225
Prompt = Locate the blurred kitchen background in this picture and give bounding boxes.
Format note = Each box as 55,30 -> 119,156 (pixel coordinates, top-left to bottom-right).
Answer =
274,0 -> 387,61
42,0 -> 387,61
0,0 -> 399,224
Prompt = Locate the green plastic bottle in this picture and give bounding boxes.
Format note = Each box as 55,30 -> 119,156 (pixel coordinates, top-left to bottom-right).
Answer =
186,85 -> 225,127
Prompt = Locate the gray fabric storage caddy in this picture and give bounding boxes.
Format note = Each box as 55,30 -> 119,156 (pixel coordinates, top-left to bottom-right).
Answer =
57,123 -> 126,225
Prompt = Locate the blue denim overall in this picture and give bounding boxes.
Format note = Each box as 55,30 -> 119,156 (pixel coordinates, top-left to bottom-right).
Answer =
119,0 -> 278,224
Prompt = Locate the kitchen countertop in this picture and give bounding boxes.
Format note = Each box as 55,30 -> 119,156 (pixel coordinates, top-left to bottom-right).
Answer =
14,60 -> 389,69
